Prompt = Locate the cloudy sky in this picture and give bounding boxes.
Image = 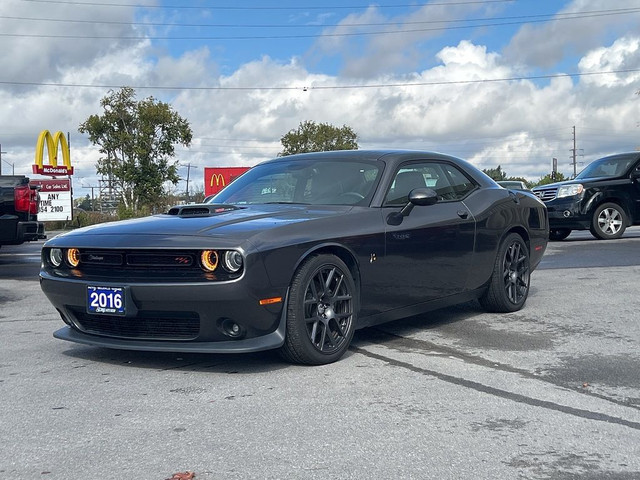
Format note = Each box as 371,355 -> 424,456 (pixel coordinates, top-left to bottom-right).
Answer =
1,0 -> 640,193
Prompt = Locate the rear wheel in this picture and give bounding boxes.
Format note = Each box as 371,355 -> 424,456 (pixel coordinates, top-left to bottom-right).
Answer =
549,228 -> 571,241
480,233 -> 530,313
590,202 -> 626,240
279,254 -> 357,365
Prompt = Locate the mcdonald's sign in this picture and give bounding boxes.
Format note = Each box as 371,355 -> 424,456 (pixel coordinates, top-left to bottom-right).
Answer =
32,130 -> 74,176
204,167 -> 250,196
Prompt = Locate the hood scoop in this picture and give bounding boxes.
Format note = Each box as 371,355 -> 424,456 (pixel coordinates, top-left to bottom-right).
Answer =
167,204 -> 240,217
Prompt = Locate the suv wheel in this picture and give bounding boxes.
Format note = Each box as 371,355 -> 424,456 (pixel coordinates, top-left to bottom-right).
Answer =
590,202 -> 627,240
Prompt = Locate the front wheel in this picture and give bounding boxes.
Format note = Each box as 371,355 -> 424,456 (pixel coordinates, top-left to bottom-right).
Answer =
279,254 -> 357,365
590,202 -> 627,240
480,233 -> 530,313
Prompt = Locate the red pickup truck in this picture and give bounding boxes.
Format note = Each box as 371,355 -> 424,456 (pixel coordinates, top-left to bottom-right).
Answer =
0,175 -> 46,247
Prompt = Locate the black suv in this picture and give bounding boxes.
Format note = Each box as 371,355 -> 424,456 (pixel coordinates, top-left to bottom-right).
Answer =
532,152 -> 640,240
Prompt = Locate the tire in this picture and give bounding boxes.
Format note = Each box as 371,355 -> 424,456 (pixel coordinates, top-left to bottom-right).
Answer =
589,202 -> 627,240
279,254 -> 357,365
549,228 -> 571,241
479,233 -> 530,313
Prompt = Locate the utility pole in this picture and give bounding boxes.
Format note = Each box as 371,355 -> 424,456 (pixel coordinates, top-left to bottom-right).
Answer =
569,126 -> 583,178
82,183 -> 98,211
0,144 -> 6,175
180,163 -> 198,203
571,126 -> 577,177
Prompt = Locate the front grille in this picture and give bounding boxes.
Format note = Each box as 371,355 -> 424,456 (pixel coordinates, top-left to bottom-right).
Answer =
533,188 -> 557,202
69,308 -> 200,340
126,253 -> 195,267
44,248 -> 243,283
80,250 -> 197,268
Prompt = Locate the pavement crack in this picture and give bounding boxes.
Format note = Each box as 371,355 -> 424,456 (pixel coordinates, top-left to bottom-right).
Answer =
354,327 -> 640,412
351,345 -> 640,431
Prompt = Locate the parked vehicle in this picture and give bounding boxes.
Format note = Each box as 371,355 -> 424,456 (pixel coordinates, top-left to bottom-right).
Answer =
0,175 -> 45,247
532,152 -> 640,240
40,150 -> 548,365
498,180 -> 528,190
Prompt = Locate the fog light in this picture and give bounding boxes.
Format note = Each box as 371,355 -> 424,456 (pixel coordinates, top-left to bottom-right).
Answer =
563,210 -> 571,217
66,248 -> 80,267
219,318 -> 245,338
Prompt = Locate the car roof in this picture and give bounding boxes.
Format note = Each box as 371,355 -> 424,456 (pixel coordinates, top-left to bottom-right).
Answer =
257,149 -> 495,188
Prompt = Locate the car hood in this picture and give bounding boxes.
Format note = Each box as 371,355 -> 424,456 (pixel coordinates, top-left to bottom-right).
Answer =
46,204 -> 356,249
532,176 -> 614,190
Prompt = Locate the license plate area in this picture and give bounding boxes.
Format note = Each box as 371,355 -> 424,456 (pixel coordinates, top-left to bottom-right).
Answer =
87,286 -> 125,316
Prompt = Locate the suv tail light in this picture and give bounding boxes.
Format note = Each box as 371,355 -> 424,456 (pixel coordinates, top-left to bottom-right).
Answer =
14,185 -> 39,215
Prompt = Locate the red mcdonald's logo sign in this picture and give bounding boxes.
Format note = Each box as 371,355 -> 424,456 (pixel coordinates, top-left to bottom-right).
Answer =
204,167 -> 250,196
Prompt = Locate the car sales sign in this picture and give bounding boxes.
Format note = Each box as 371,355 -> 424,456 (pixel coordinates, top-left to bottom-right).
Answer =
30,179 -> 73,221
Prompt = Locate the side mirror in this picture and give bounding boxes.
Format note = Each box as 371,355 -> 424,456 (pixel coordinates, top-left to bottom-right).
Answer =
632,166 -> 640,179
387,188 -> 438,225
408,187 -> 438,207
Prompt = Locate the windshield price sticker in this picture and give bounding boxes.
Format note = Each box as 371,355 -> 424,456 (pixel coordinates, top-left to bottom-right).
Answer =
87,286 -> 125,315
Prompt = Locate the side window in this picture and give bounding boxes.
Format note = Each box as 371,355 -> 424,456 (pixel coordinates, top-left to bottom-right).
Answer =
441,164 -> 477,199
384,162 -> 476,205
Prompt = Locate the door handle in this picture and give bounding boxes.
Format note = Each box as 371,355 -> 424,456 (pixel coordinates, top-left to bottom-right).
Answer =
457,210 -> 468,219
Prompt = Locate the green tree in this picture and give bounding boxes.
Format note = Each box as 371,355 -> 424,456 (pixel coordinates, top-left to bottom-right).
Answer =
279,120 -> 358,156
79,87 -> 193,214
482,165 -> 508,181
532,172 -> 567,187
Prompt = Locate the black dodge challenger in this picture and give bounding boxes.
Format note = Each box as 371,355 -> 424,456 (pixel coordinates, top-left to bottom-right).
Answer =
40,150 -> 548,365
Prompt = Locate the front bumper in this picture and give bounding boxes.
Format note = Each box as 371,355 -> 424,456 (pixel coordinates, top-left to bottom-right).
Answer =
544,197 -> 590,230
41,272 -> 288,354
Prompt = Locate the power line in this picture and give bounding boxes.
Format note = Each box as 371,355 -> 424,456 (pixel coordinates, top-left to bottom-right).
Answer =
4,9 -> 640,41
17,0 -> 516,11
3,68 -> 638,91
3,7 -> 638,29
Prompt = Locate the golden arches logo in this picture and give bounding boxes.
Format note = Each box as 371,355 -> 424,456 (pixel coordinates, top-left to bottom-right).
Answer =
210,173 -> 226,187
32,130 -> 74,175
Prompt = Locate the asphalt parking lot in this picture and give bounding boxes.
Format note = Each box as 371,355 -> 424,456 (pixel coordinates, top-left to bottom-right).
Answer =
1,229 -> 639,479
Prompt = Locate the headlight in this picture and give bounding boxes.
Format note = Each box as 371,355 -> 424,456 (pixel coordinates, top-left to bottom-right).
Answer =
200,250 -> 219,272
66,248 -> 80,267
223,250 -> 244,273
49,248 -> 63,267
557,184 -> 584,198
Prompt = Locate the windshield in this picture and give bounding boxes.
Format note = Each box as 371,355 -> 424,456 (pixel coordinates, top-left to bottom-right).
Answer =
209,158 -> 384,206
575,154 -> 637,180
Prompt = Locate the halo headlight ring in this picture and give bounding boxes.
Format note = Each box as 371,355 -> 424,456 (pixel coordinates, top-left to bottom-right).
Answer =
223,250 -> 244,273
200,250 -> 220,272
49,248 -> 63,267
65,248 -> 81,268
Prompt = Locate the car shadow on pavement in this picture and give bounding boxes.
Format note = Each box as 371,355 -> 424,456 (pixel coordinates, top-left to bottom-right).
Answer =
354,300 -> 484,344
59,345 -> 291,373
59,300 -> 484,371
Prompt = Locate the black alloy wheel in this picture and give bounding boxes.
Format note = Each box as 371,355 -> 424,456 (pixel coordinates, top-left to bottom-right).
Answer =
480,232 -> 530,313
280,254 -> 357,365
590,202 -> 627,240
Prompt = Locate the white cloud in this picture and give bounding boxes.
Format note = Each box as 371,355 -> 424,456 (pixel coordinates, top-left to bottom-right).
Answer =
308,1 -> 491,78
503,0 -> 640,69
